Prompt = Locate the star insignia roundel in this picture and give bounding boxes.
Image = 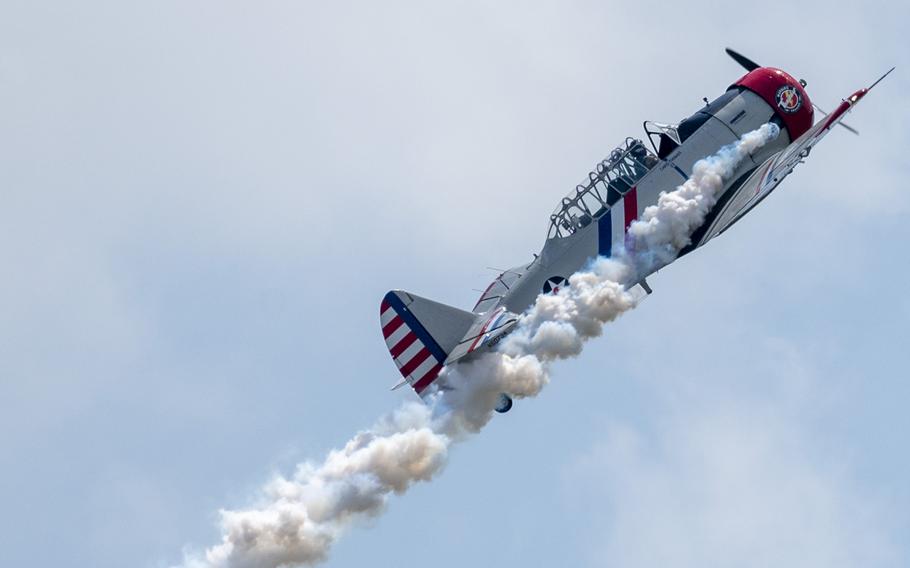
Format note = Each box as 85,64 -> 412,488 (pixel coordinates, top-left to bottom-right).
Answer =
542,276 -> 568,295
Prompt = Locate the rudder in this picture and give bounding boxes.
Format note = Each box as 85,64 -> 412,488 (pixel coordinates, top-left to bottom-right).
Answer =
380,290 -> 477,396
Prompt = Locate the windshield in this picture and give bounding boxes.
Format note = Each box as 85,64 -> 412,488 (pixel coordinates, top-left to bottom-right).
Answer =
547,138 -> 657,239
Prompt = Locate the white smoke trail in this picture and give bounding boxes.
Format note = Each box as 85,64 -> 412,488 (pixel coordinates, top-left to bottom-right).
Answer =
177,123 -> 779,568
502,122 -> 781,365
625,122 -> 781,277
183,402 -> 448,568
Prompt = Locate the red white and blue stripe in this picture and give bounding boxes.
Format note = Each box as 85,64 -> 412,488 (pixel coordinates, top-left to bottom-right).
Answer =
381,292 -> 446,396
754,159 -> 776,196
470,307 -> 508,353
597,186 -> 640,257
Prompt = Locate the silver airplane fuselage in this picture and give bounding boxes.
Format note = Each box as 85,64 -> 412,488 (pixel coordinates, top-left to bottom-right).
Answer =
472,81 -> 799,319
378,61 -> 883,404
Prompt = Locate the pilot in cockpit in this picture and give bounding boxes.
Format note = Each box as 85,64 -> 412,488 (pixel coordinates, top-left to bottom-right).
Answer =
630,141 -> 658,175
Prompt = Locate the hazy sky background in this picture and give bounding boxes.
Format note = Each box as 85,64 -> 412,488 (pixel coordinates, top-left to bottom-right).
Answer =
2,1 -> 909,567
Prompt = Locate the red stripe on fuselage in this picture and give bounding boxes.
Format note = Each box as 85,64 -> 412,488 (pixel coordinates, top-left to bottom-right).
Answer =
467,311 -> 500,353
624,186 -> 638,230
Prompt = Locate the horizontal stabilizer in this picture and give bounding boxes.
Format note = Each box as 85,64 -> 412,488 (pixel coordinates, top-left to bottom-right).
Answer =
445,307 -> 518,364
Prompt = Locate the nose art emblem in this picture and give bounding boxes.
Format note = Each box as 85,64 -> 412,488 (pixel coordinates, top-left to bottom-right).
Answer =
776,85 -> 802,113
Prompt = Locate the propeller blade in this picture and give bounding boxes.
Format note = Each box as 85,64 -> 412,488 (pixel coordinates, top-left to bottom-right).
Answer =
725,47 -> 760,72
813,103 -> 860,135
837,121 -> 859,135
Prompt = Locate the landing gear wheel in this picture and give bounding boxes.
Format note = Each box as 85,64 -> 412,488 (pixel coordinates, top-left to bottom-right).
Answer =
494,393 -> 513,414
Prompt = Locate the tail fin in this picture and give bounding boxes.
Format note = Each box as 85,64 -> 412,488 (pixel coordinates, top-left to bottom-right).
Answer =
380,290 -> 476,397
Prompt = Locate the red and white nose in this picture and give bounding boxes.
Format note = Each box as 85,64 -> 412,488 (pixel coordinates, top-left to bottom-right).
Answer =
733,67 -> 814,139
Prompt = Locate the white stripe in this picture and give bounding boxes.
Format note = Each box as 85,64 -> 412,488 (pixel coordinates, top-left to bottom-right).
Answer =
410,355 -> 439,382
489,308 -> 507,330
395,340 -> 425,368
610,205 -> 625,253
380,306 -> 396,327
384,323 -> 410,349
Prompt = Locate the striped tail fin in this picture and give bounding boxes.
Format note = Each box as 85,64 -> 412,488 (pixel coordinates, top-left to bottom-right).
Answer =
380,290 -> 477,397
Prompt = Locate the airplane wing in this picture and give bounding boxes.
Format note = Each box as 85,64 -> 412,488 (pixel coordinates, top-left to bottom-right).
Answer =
702,68 -> 894,242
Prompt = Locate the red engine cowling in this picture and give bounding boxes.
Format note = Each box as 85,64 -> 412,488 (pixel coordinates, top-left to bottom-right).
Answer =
733,67 -> 814,140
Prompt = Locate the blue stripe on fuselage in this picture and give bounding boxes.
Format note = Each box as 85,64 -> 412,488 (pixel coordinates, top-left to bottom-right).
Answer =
597,213 -> 612,257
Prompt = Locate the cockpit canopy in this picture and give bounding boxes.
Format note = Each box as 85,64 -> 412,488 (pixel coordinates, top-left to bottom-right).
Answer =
547,138 -> 657,239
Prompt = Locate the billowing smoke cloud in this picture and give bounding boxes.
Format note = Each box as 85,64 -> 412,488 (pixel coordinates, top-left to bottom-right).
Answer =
625,122 -> 781,277
177,123 -> 779,568
184,402 -> 448,568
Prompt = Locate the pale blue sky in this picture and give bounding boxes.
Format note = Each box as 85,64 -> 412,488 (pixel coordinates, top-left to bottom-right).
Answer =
2,2 -> 908,567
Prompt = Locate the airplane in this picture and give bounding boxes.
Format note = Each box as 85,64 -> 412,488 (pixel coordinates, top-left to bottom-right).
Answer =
379,48 -> 893,413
